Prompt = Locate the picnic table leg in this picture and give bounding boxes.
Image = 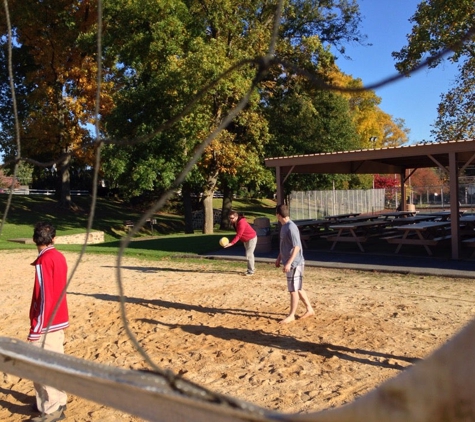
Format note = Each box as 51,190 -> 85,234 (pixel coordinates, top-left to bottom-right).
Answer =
395,231 -> 409,254
417,231 -> 433,256
351,228 -> 365,252
330,229 -> 342,251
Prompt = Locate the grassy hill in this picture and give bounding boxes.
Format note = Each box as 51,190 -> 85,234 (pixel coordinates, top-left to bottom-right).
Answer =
0,194 -> 277,258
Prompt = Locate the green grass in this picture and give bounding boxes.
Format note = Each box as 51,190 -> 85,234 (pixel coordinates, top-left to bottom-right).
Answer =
0,195 -> 277,257
219,197 -> 277,221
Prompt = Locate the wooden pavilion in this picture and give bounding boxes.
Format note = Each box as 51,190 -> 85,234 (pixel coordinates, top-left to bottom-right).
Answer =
265,139 -> 475,259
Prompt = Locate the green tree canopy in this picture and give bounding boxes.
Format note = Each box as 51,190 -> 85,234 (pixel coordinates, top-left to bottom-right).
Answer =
101,0 -> 365,232
392,0 -> 475,141
265,71 -> 360,195
432,57 -> 475,141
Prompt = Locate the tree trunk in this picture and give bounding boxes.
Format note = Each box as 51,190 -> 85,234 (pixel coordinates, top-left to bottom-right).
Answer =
202,175 -> 218,234
57,152 -> 73,209
182,184 -> 194,234
202,192 -> 215,234
220,185 -> 233,229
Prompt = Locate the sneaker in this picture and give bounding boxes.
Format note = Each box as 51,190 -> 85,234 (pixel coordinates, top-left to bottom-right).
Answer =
245,272 -> 254,276
29,406 -> 66,422
32,404 -> 67,414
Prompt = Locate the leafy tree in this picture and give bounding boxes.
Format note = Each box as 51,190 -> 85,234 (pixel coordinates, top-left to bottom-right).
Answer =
102,0 -> 365,233
102,0 -> 268,232
432,57 -> 475,140
374,174 -> 399,208
327,67 -> 409,148
101,0 -> 253,231
0,0 -> 115,207
0,0 -> 368,227
374,174 -> 399,189
393,0 -> 474,71
392,0 -> 475,141
0,169 -> 19,189
410,168 -> 446,205
264,59 -> 410,194
410,167 -> 443,200
267,80 -> 358,152
265,71 -> 360,197
15,162 -> 33,186
384,117 -> 410,147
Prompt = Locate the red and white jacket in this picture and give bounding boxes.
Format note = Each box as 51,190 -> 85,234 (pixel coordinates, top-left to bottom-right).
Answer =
28,246 -> 69,341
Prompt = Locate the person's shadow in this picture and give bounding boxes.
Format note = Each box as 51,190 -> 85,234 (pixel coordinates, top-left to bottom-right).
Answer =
69,292 -> 282,319
101,265 -> 244,275
69,291 -> 420,370
141,319 -> 419,370
0,386 -> 36,418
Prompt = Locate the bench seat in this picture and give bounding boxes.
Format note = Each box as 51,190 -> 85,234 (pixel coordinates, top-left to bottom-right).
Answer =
385,235 -> 451,246
463,237 -> 475,258
380,234 -> 404,241
326,235 -> 367,243
432,235 -> 452,242
463,237 -> 475,246
304,230 -> 336,239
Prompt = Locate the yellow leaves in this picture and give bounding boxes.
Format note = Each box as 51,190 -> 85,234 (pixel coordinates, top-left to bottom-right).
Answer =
322,64 -> 408,148
200,130 -> 252,176
301,35 -> 323,52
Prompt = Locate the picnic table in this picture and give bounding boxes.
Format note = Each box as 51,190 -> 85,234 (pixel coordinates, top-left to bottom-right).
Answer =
460,215 -> 475,228
387,215 -> 438,226
460,215 -> 475,258
385,221 -> 451,256
292,219 -> 314,226
460,215 -> 475,236
426,211 -> 465,221
380,211 -> 417,219
324,212 -> 360,222
327,220 -> 389,252
337,214 -> 381,223
294,219 -> 333,232
293,219 -> 334,247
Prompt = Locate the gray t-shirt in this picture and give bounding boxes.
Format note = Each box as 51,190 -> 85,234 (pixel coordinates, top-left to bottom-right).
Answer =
279,220 -> 304,267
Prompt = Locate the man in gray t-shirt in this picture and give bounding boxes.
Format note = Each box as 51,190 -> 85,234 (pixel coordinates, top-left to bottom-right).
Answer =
275,204 -> 315,324
279,219 -> 304,268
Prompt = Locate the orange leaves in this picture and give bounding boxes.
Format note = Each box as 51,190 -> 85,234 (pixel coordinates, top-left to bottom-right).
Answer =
201,131 -> 241,176
11,0 -> 114,166
410,168 -> 444,194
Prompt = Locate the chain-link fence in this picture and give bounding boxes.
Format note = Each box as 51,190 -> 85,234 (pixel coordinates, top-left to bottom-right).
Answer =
289,189 -> 386,219
387,183 -> 475,210
289,183 -> 475,219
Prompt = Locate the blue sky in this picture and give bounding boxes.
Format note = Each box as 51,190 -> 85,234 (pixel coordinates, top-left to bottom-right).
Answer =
334,0 -> 459,144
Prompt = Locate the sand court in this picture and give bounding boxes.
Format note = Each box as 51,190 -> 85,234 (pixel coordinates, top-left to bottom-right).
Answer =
1,250 -> 475,421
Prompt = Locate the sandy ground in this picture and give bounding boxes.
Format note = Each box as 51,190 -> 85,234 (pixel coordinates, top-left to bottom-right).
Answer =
1,250 -> 475,421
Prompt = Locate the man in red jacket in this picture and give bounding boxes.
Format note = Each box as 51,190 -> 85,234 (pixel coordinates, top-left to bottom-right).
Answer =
224,210 -> 257,275
28,222 -> 69,422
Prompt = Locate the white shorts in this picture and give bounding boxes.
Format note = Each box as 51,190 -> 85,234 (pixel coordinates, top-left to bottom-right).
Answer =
286,264 -> 304,292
